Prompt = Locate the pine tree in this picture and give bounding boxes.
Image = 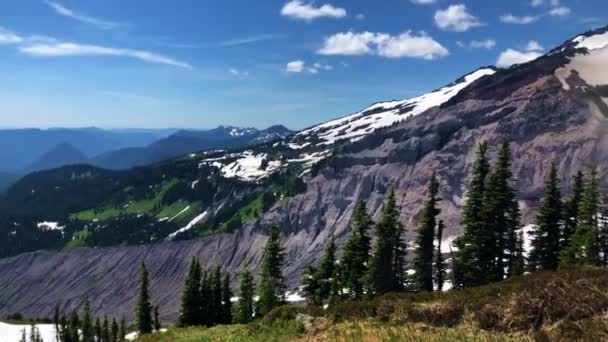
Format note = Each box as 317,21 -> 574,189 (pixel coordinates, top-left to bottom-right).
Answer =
103,315 -> 110,342
453,142 -> 491,288
317,235 -> 337,301
236,269 -> 255,324
200,269 -> 211,326
302,265 -> 321,306
340,201 -> 373,300
59,314 -> 68,342
328,264 -> 343,306
529,163 -> 562,271
482,141 -> 519,281
119,316 -> 127,342
393,219 -> 408,291
153,306 -> 161,332
135,261 -> 153,334
211,266 -> 223,325
599,194 -> 608,266
111,318 -> 119,342
561,169 -> 600,265
179,257 -> 202,327
435,220 -> 446,292
367,190 -> 402,294
562,171 -> 584,249
221,273 -> 233,324
413,173 -> 441,292
258,224 -> 286,316
81,298 -> 94,342
69,309 -> 80,342
512,230 -> 526,276
95,317 -> 103,342
54,305 -> 61,342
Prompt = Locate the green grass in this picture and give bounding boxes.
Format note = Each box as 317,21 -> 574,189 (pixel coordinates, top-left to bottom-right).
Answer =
137,321 -> 304,342
64,228 -> 89,250
70,179 -> 185,222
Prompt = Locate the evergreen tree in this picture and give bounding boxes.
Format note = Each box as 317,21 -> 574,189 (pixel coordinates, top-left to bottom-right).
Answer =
54,305 -> 61,342
102,316 -> 110,342
561,170 -> 600,265
562,171 -> 584,249
200,269 -> 211,326
153,306 -> 161,332
328,264 -> 343,306
317,235 -> 337,301
340,201 -> 372,299
393,219 -> 408,291
302,265 -> 321,306
236,269 -> 255,324
258,224 -> 286,316
211,266 -> 223,325
435,220 -> 446,292
512,230 -> 526,276
221,273 -> 233,324
599,194 -> 608,266
111,318 -> 119,342
69,310 -> 80,342
81,298 -> 94,342
529,163 -> 562,270
367,190 -> 402,294
453,142 -> 491,288
178,257 -> 202,327
482,141 -> 519,281
95,317 -> 103,342
59,314 -> 68,342
413,173 -> 440,292
119,317 -> 127,342
135,261 -> 153,334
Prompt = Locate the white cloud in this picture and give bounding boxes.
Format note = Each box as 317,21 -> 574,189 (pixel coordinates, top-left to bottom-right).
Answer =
497,49 -> 543,67
376,32 -> 449,59
549,6 -> 571,16
44,0 -> 124,30
220,34 -> 285,46
500,14 -> 539,24
286,60 -> 305,73
434,4 -> 483,32
411,0 -> 437,5
0,27 -> 23,44
19,42 -> 192,68
355,14 -> 365,20
459,39 -> 496,49
496,41 -> 545,68
229,68 -> 240,76
531,0 -> 543,7
286,60 -> 332,74
281,1 -> 347,22
317,31 -> 448,60
526,40 -> 544,52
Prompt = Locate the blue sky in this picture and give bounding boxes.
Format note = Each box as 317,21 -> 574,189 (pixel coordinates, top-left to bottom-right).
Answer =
0,0 -> 605,130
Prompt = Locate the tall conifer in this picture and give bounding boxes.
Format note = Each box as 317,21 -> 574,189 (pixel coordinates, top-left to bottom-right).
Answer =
236,269 -> 255,323
435,220 -> 446,291
413,173 -> 440,292
179,257 -> 202,327
529,163 -> 562,270
258,224 -> 286,316
340,201 -> 372,299
135,261 -> 153,334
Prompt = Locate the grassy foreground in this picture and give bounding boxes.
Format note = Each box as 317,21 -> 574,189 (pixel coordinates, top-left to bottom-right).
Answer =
137,268 -> 608,341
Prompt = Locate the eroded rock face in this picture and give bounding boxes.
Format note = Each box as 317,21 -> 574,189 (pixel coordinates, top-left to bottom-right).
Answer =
1,30 -> 608,321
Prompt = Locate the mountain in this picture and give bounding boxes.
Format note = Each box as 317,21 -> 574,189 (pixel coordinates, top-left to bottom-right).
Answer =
0,127 -> 174,173
90,125 -> 293,170
26,143 -> 88,172
0,26 -> 607,320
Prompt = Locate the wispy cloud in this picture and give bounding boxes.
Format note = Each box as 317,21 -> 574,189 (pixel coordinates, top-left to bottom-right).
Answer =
99,91 -> 160,103
220,34 -> 286,46
285,60 -> 332,74
0,27 -> 24,44
457,39 -> 496,49
500,14 -> 539,24
44,0 -> 125,30
19,42 -> 192,68
281,1 -> 347,22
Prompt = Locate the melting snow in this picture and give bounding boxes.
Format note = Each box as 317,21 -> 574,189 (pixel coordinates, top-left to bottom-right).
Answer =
169,206 -> 190,222
296,68 -> 496,145
37,222 -> 64,231
0,322 -> 57,342
556,31 -> 608,94
572,31 -> 608,51
166,211 -> 208,240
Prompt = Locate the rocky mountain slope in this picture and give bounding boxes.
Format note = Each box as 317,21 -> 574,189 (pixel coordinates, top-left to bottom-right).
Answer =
0,26 -> 607,321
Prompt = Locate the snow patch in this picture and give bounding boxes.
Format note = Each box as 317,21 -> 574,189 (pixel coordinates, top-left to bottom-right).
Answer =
0,322 -> 57,342
169,206 -> 190,222
37,222 -> 64,231
296,68 -> 495,146
166,211 -> 208,240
